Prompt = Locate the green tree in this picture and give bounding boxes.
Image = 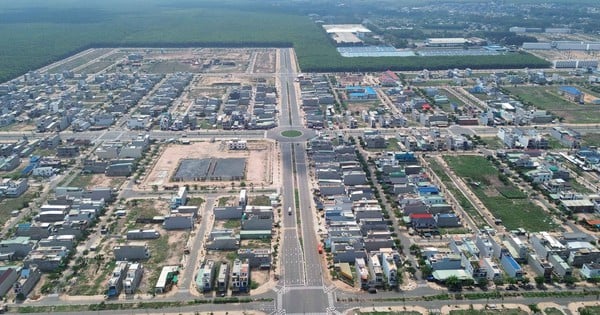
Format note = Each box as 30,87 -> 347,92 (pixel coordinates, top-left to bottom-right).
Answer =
445,275 -> 462,291
505,276 -> 517,284
534,276 -> 546,288
528,304 -> 541,313
494,278 -> 505,286
580,308 -> 595,315
564,275 -> 577,287
409,244 -> 421,256
477,279 -> 489,290
421,265 -> 433,278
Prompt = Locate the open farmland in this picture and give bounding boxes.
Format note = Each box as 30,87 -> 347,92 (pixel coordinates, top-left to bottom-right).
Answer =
443,155 -> 555,232
0,1 -> 550,83
504,86 -> 600,123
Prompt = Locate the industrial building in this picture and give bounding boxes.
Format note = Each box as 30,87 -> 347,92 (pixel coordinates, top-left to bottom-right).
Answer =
425,38 -> 468,47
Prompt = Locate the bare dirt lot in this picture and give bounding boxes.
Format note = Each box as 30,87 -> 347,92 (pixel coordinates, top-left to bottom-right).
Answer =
138,48 -> 262,74
584,93 -> 600,104
145,140 -> 274,188
198,74 -> 254,87
89,174 -> 125,189
253,50 -> 276,73
530,49 -> 600,61
346,100 -> 380,114
66,197 -> 190,296
337,73 -> 365,86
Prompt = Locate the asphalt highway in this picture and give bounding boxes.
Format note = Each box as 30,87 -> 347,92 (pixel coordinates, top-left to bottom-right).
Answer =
276,48 -> 333,314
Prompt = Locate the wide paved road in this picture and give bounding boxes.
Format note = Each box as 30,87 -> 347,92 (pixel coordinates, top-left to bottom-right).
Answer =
276,48 -> 333,315
280,143 -> 306,287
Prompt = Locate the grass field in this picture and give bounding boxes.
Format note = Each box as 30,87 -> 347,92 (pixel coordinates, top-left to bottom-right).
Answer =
504,86 -> 600,123
65,173 -> 94,188
281,130 -> 303,137
0,192 -> 35,226
0,0 -> 549,82
187,197 -> 205,207
582,133 -> 600,147
547,137 -> 568,149
45,48 -> 112,74
579,306 -> 600,315
480,137 -> 506,150
444,155 -> 555,231
427,158 -> 486,228
543,307 -> 564,315
126,199 -> 162,222
387,138 -> 401,151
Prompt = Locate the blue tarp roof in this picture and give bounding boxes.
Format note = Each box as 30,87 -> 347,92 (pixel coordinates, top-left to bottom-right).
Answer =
560,86 -> 582,95
503,255 -> 522,270
418,186 -> 440,194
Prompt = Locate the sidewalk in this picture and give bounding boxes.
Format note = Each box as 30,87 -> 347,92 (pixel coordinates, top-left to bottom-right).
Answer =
441,303 -> 530,315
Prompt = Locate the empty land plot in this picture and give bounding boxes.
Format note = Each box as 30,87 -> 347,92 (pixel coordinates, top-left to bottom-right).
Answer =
504,86 -> 600,123
142,231 -> 187,293
146,141 -> 272,187
579,306 -> 600,314
77,52 -> 126,74
436,89 -> 466,112
45,48 -> 113,74
199,75 -> 252,87
427,158 -> 486,228
582,133 -> 600,147
68,256 -> 117,295
0,191 -> 35,226
142,61 -> 203,74
253,50 -> 276,73
186,85 -> 226,99
67,173 -> 123,190
444,155 -> 554,232
345,100 -> 380,114
543,308 -> 564,315
126,199 -> 169,222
